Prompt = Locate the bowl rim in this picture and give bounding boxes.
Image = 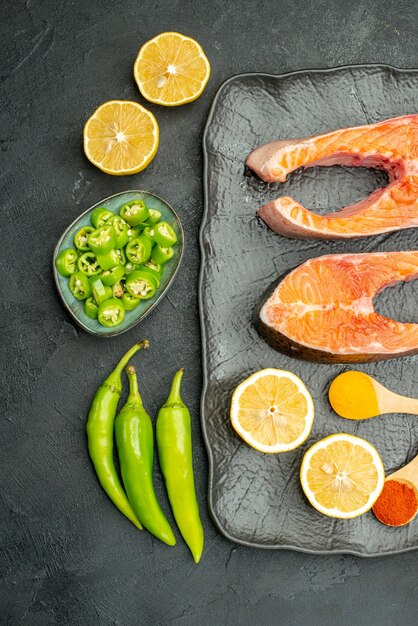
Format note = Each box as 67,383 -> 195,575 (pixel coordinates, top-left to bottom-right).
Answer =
52,189 -> 184,338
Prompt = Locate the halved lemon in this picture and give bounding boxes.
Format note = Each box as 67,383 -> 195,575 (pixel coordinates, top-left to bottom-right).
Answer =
83,100 -> 159,175
134,32 -> 210,106
300,433 -> 385,519
230,368 -> 314,453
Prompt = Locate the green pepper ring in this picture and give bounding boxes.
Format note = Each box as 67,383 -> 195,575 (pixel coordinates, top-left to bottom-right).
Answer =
97,298 -> 126,327
101,264 -> 126,286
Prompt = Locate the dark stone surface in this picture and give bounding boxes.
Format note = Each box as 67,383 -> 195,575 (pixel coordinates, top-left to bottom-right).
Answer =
1,1 -> 417,624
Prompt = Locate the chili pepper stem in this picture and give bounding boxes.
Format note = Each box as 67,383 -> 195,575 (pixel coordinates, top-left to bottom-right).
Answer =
125,365 -> 143,405
164,368 -> 185,407
107,340 -> 149,385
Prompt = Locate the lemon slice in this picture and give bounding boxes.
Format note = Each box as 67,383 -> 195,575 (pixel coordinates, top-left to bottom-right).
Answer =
230,368 -> 314,453
83,100 -> 159,175
134,32 -> 210,106
300,433 -> 385,518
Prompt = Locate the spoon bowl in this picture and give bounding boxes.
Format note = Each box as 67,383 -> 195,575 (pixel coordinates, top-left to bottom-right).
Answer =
329,371 -> 418,420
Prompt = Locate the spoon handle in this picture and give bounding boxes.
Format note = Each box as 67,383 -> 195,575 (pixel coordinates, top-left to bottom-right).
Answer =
380,389 -> 418,416
389,455 -> 418,490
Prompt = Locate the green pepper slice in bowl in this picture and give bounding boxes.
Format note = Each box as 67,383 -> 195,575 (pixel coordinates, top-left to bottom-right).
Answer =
125,270 -> 158,300
151,245 -> 174,265
144,208 -> 162,225
126,235 -> 152,264
96,249 -> 120,270
55,248 -> 78,276
91,207 -> 114,228
138,264 -> 162,288
121,292 -> 141,311
69,271 -> 92,300
84,296 -> 99,319
119,200 -> 149,226
89,277 -> 112,305
87,225 -> 117,254
101,264 -> 126,286
74,226 -> 94,251
149,221 -> 177,247
107,215 -> 129,248
97,298 -> 125,327
77,252 -> 101,276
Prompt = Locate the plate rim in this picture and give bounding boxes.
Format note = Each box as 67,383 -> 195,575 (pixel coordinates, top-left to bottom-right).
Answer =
53,189 -> 184,338
199,63 -> 418,556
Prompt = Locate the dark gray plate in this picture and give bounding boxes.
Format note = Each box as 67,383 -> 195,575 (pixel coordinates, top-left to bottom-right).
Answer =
200,65 -> 418,555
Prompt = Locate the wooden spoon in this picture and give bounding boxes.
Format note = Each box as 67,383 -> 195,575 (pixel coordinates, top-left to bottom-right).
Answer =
328,371 -> 418,420
373,457 -> 418,526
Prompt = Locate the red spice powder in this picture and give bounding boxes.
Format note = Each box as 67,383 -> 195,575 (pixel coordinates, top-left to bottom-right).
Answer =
372,479 -> 418,526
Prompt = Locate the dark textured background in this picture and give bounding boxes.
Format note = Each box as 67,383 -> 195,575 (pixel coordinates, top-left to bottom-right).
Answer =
1,1 -> 417,624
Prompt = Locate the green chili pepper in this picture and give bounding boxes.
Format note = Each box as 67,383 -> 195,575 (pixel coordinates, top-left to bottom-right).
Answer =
55,248 -> 78,276
88,225 -> 117,255
69,271 -> 92,300
74,226 -> 94,251
138,264 -> 162,287
121,292 -> 141,310
101,264 -> 126,286
112,281 -> 124,298
96,249 -> 121,270
119,200 -> 149,226
89,277 -> 112,305
86,341 -> 148,529
91,207 -> 114,228
125,270 -> 158,300
115,366 -> 176,546
77,251 -> 101,276
126,236 -> 152,265
84,296 -> 99,319
150,221 -> 177,247
98,298 -> 125,327
108,215 -> 129,248
156,369 -> 204,563
144,208 -> 162,225
151,245 -> 174,265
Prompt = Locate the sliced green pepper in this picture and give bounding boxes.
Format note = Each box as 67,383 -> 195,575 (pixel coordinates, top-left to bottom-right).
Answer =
87,225 -> 117,255
98,298 -> 126,327
101,264 -> 126,286
138,264 -> 162,288
108,215 -> 129,248
126,236 -> 152,265
91,207 -> 114,228
127,227 -> 140,241
151,245 -> 174,265
121,292 -> 141,310
125,262 -> 140,274
144,208 -> 162,225
141,226 -> 155,244
74,226 -> 94,251
144,260 -> 162,274
96,249 -> 120,271
125,270 -> 158,300
69,271 -> 92,300
84,296 -> 99,319
149,221 -> 177,247
112,281 -> 124,298
116,248 -> 126,265
77,252 -> 101,276
55,248 -> 78,277
90,277 -> 112,305
119,200 -> 149,226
